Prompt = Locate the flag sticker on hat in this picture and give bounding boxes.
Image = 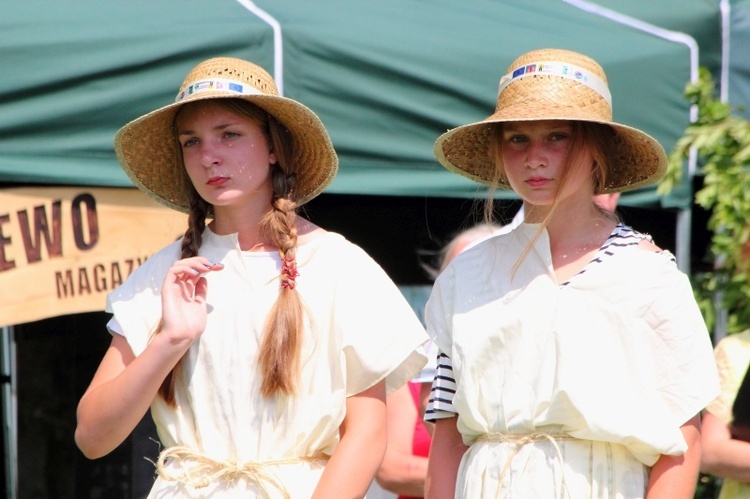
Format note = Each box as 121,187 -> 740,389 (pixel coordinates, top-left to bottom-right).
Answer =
497,60 -> 611,106
175,77 -> 264,103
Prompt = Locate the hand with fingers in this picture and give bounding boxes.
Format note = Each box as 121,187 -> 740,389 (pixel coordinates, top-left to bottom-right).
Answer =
160,257 -> 224,345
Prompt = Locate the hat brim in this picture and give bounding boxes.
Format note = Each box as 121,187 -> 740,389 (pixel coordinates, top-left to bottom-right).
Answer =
114,91 -> 338,213
434,115 -> 668,194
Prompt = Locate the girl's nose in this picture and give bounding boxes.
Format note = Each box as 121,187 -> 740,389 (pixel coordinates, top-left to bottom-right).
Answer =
525,141 -> 547,169
200,142 -> 221,168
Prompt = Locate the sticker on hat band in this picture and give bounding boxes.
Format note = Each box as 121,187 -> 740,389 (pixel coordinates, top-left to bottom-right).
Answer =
175,78 -> 264,103
497,61 -> 612,106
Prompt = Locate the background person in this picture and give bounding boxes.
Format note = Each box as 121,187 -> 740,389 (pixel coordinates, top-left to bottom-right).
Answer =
702,329 -> 750,498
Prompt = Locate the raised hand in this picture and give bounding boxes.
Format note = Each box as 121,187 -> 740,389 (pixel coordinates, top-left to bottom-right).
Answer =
160,257 -> 224,345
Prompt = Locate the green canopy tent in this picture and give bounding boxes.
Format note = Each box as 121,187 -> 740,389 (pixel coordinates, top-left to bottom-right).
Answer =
0,0 -> 725,268
0,0 -> 719,204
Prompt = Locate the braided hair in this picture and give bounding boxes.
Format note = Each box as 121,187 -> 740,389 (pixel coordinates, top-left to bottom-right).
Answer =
157,99 -> 305,405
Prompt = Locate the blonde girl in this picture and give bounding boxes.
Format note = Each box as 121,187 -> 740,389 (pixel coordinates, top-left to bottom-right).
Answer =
424,48 -> 720,499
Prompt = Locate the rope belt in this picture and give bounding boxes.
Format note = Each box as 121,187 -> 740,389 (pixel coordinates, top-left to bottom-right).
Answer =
156,446 -> 329,498
475,433 -> 575,499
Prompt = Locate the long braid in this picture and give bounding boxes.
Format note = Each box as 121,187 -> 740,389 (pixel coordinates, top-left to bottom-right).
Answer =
157,188 -> 210,406
257,112 -> 305,397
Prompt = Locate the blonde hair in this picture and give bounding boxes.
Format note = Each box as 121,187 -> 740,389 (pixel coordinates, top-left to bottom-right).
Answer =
158,99 -> 305,406
484,121 -> 618,274
422,223 -> 503,280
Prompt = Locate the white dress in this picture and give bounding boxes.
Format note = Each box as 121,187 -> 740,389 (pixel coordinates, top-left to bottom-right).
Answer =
106,228 -> 428,498
426,223 -> 720,498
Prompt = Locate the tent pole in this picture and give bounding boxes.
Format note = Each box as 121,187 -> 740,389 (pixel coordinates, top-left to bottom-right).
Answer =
675,207 -> 691,275
234,0 -> 285,95
0,326 -> 16,499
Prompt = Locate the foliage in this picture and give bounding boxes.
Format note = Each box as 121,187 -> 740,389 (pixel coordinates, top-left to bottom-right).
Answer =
659,67 -> 750,334
695,473 -> 720,499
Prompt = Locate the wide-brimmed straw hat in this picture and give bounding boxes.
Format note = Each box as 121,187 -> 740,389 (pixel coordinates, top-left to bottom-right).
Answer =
434,48 -> 667,193
114,57 -> 338,212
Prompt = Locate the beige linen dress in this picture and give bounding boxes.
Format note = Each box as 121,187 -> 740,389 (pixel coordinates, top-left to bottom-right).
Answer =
107,228 -> 428,498
426,223 -> 720,498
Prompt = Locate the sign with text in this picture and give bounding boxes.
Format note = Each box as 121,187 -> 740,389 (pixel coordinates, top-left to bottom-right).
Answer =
0,187 -> 187,327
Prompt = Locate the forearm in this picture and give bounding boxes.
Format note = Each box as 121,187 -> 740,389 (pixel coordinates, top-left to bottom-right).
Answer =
377,452 -> 428,496
75,334 -> 188,458
425,417 -> 467,499
701,411 -> 750,482
312,381 -> 387,498
646,415 -> 702,499
313,428 -> 385,498
703,439 -> 750,483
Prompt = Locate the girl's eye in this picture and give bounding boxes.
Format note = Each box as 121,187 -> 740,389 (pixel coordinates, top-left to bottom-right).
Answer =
182,138 -> 198,148
549,133 -> 568,142
223,131 -> 240,139
506,135 -> 527,144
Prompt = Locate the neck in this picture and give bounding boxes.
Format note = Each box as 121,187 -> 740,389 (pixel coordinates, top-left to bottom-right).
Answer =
548,208 -> 615,268
210,204 -> 278,252
524,199 -> 615,247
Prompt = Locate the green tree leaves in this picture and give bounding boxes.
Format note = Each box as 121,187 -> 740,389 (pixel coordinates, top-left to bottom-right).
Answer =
659,67 -> 750,333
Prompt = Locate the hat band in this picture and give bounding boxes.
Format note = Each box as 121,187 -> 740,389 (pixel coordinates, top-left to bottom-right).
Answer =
175,78 -> 264,103
497,61 -> 611,107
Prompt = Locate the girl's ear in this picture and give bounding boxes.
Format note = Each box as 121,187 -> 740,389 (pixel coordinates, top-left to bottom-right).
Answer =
269,152 -> 278,165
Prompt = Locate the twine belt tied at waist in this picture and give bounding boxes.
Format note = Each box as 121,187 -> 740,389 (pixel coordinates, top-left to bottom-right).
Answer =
475,433 -> 574,499
156,446 -> 329,498
476,432 -> 573,445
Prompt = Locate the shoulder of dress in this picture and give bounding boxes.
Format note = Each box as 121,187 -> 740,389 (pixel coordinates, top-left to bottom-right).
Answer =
603,225 -> 675,263
140,239 -> 182,269
298,231 -> 390,278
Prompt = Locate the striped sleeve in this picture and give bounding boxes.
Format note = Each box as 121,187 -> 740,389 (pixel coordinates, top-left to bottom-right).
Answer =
424,350 -> 458,421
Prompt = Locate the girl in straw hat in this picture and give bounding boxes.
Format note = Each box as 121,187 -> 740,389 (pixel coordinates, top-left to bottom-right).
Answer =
423,48 -> 720,498
74,56 -> 428,498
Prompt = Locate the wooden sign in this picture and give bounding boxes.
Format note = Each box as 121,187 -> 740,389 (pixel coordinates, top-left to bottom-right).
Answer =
0,187 -> 187,327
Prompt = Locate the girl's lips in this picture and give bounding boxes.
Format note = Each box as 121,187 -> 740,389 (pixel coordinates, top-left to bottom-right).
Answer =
526,177 -> 551,188
207,176 -> 229,187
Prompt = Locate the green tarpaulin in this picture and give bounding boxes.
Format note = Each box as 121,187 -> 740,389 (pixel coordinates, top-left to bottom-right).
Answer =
0,0 -> 731,209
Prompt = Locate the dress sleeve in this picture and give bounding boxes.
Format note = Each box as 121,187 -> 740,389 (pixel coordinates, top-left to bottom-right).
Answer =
105,242 -> 180,356
424,263 -> 455,359
643,251 -> 720,425
423,263 -> 460,422
411,339 -> 438,384
424,350 -> 458,422
335,244 -> 428,397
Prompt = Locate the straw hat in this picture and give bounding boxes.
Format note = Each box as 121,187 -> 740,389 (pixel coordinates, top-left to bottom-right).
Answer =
114,57 -> 338,212
434,48 -> 667,193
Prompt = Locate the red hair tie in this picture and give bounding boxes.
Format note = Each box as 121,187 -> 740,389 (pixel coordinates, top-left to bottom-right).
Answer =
280,257 -> 300,290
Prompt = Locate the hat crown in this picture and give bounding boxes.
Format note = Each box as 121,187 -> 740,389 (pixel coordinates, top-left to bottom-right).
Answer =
495,48 -> 612,123
177,57 -> 279,102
